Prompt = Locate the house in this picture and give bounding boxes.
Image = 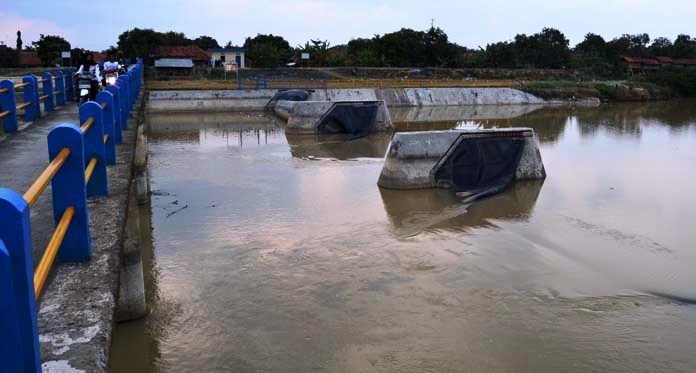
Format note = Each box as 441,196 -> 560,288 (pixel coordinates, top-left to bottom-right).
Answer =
207,47 -> 248,68
19,51 -> 42,67
622,56 -> 696,75
152,45 -> 210,75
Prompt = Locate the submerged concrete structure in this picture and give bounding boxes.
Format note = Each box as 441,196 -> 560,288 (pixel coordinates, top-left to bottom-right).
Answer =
377,128 -> 546,190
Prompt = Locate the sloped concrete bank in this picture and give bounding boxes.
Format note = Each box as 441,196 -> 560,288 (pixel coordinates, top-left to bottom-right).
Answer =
148,87 -> 600,114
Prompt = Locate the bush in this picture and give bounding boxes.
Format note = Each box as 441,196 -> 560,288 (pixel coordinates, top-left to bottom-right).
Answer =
634,69 -> 696,96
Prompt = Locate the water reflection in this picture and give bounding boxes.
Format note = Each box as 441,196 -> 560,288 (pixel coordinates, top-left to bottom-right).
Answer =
380,180 -> 543,237
286,133 -> 392,160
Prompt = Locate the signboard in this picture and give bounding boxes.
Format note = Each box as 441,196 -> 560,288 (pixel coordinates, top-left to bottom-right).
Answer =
225,63 -> 238,72
301,53 -> 310,60
61,51 -> 71,58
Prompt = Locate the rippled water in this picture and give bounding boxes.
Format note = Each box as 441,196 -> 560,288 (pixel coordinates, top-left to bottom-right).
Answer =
111,101 -> 696,373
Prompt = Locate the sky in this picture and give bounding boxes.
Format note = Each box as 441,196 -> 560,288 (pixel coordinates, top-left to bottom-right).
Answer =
1,0 -> 695,51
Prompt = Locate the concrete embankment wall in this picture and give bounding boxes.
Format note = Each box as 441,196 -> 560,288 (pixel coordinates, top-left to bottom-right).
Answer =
148,90 -> 278,112
309,87 -> 549,107
148,87 -> 560,113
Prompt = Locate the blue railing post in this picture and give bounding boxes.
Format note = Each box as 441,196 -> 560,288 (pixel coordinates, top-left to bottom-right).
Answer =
54,71 -> 65,106
79,102 -> 108,197
116,76 -> 131,129
96,91 -> 116,165
0,189 -> 41,372
263,73 -> 267,89
0,80 -> 19,133
130,70 -> 137,104
41,72 -> 55,112
47,125 -> 91,262
22,75 -> 39,121
64,69 -> 74,102
105,85 -> 123,144
0,239 -> 25,373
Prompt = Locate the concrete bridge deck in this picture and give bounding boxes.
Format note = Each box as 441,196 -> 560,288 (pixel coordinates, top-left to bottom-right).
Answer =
0,100 -> 139,372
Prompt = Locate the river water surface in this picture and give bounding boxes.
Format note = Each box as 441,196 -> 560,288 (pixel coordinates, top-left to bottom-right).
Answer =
111,101 -> 696,372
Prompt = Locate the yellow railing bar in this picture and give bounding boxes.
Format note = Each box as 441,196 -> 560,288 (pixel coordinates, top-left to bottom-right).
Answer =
81,117 -> 94,134
37,78 -> 47,83
23,147 -> 71,208
15,82 -> 29,88
0,110 -> 10,119
16,102 -> 32,110
100,102 -> 106,109
33,206 -> 75,299
85,157 -> 97,184
103,134 -> 108,143
39,94 -> 49,101
0,88 -> 7,93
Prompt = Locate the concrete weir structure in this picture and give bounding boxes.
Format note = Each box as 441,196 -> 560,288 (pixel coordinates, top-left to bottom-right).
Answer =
378,128 -> 546,190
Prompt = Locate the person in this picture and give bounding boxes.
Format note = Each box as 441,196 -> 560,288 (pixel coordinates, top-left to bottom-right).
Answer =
102,54 -> 121,86
75,52 -> 101,101
103,55 -> 120,72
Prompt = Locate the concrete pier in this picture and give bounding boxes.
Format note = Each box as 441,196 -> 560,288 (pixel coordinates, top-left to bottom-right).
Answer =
378,128 -> 546,190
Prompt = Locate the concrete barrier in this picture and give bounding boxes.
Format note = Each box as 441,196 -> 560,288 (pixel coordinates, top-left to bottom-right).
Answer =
148,90 -> 278,112
278,100 -> 393,134
378,128 -> 545,190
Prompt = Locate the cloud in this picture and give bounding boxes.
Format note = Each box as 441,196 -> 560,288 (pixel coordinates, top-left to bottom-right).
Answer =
0,11 -> 76,48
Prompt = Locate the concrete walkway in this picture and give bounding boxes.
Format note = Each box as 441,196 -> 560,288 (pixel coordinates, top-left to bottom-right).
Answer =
0,99 -> 139,372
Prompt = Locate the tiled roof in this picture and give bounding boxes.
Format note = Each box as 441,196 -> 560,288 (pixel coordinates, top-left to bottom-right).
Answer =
19,51 -> 42,66
153,45 -> 210,61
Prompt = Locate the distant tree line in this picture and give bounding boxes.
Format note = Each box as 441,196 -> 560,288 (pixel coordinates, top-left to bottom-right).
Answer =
3,26 -> 696,79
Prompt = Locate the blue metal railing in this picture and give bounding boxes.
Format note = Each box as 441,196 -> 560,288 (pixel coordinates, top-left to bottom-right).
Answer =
0,59 -> 143,373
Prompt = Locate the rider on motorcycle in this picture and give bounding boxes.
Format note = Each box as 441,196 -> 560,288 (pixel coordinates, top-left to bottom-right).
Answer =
102,55 -> 121,86
75,52 -> 101,101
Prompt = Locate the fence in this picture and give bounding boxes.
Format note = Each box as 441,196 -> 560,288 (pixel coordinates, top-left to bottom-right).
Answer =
0,69 -> 78,134
0,59 -> 143,372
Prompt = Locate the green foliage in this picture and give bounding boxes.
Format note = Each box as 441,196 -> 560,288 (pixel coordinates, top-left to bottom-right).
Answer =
117,28 -> 196,62
244,34 -> 293,68
0,45 -> 18,68
32,34 -> 71,66
193,36 -> 220,50
635,69 -> 696,96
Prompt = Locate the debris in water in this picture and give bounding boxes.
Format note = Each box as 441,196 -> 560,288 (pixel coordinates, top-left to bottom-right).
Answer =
166,204 -> 189,218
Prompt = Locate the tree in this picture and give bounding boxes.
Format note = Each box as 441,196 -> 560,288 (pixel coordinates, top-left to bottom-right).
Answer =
346,38 -> 380,66
517,27 -> 570,68
673,34 -> 696,59
118,28 -> 160,62
0,45 -> 18,68
193,35 -> 220,50
298,39 -> 332,66
649,37 -> 673,57
243,34 -> 293,68
575,33 -> 606,57
15,30 -> 22,66
32,34 -> 70,66
422,27 -> 458,67
484,41 -> 519,68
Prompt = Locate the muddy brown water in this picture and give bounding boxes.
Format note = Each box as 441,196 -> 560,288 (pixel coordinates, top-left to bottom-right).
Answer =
111,101 -> 696,373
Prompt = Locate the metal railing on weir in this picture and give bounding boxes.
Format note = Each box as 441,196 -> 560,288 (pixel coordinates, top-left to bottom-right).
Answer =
0,59 -> 143,373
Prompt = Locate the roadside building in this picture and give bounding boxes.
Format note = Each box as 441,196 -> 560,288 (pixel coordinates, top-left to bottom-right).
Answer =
152,45 -> 210,75
19,51 -> 42,67
622,56 -> 696,74
207,47 -> 248,68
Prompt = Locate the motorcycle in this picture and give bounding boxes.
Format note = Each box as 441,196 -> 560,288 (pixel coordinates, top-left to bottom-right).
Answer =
103,67 -> 119,87
76,71 -> 96,104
